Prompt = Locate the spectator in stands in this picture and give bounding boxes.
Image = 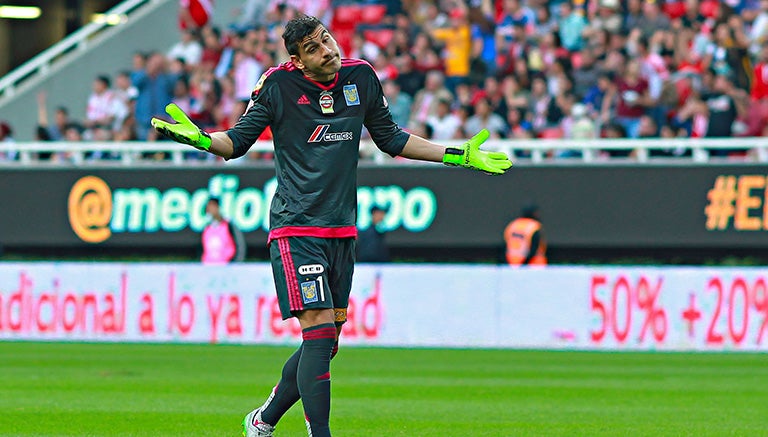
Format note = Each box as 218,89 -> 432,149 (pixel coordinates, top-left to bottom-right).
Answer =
64,122 -> 85,142
372,52 -> 399,83
349,32 -> 381,62
387,26 -> 415,59
132,52 -> 178,141
603,122 -> 627,139
531,1 -> 557,38
35,91 -> 70,142
168,57 -> 189,78
496,0 -> 532,47
558,1 -> 588,51
635,0 -> 671,39
454,82 -> 474,108
546,58 -> 572,99
214,75 -> 237,130
409,33 -> 442,74
476,76 -> 506,120
35,92 -> 80,163
615,59 -> 652,138
623,0 -> 644,33
426,97 -> 463,140
112,71 -> 138,139
465,96 -> 507,139
569,103 -> 597,139
0,121 -> 14,144
500,75 -> 530,117
637,114 -> 659,138
428,6 -> 472,92
634,36 -> 670,128
167,28 -> 203,67
468,2 -> 497,80
232,46 -> 264,102
751,44 -> 768,100
382,80 -> 412,128
234,0 -> 270,30
212,29 -> 240,78
200,26 -> 224,71
528,74 -> 553,133
189,71 -> 220,131
749,0 -> 768,55
651,122 -> 691,158
171,76 -> 196,115
409,70 -> 454,129
707,20 -> 752,92
583,70 -> 617,125
497,24 -> 529,77
505,107 -> 533,141
84,75 -> 121,142
702,72 -> 749,155
0,121 -> 18,162
571,48 -> 601,101
600,121 -> 630,158
584,0 -> 622,36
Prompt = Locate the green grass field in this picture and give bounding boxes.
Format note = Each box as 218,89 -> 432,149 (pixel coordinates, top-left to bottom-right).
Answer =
1,342 -> 767,437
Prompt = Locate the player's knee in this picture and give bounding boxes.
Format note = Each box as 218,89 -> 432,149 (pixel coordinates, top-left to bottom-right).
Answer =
296,308 -> 335,329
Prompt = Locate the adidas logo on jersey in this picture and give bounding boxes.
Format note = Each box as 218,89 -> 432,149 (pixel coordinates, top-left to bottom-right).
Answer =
297,94 -> 310,105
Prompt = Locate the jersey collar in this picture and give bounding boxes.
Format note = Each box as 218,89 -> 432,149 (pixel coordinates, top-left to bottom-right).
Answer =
302,72 -> 339,91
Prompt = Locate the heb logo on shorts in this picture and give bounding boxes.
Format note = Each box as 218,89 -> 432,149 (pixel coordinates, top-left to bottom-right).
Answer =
307,125 -> 354,143
298,264 -> 324,275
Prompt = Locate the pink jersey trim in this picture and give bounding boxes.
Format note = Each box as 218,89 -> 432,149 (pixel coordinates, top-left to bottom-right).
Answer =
268,226 -> 358,244
341,58 -> 373,68
278,238 -> 303,312
251,64 -> 289,98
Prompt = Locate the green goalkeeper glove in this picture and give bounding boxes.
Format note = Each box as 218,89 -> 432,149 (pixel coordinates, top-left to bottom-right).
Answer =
150,103 -> 212,151
442,129 -> 512,175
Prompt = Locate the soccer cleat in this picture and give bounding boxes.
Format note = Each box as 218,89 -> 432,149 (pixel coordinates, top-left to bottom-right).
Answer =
242,408 -> 275,437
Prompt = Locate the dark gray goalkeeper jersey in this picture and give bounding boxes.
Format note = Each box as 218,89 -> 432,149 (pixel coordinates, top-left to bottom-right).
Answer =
225,59 -> 410,241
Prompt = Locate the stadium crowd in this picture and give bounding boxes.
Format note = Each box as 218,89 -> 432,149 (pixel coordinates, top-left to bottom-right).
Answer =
5,0 -> 768,162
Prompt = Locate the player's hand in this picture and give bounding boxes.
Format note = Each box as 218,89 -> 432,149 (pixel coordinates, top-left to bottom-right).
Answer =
150,103 -> 212,151
442,129 -> 512,175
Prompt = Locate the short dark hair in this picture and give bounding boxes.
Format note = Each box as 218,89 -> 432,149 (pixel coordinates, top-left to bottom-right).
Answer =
521,204 -> 539,219
282,15 -> 324,56
96,75 -> 111,88
208,197 -> 220,206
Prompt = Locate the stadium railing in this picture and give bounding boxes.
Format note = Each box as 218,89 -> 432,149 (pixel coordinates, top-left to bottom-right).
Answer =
3,137 -> 768,166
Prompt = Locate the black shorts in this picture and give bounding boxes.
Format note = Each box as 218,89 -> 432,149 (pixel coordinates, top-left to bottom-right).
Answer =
269,236 -> 355,325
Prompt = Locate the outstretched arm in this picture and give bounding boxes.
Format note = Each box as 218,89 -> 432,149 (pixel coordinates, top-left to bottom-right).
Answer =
399,129 -> 513,175
398,134 -> 447,162
151,103 -> 235,158
207,132 -> 235,159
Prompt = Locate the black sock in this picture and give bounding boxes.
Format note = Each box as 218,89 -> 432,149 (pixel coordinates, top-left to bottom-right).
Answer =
259,338 -> 340,426
298,323 -> 336,437
260,345 -> 302,425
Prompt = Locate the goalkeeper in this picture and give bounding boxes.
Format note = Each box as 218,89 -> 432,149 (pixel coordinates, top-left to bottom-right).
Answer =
152,14 -> 511,437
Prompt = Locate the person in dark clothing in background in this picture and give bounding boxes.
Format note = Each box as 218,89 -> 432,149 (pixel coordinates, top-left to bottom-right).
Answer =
356,206 -> 390,263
